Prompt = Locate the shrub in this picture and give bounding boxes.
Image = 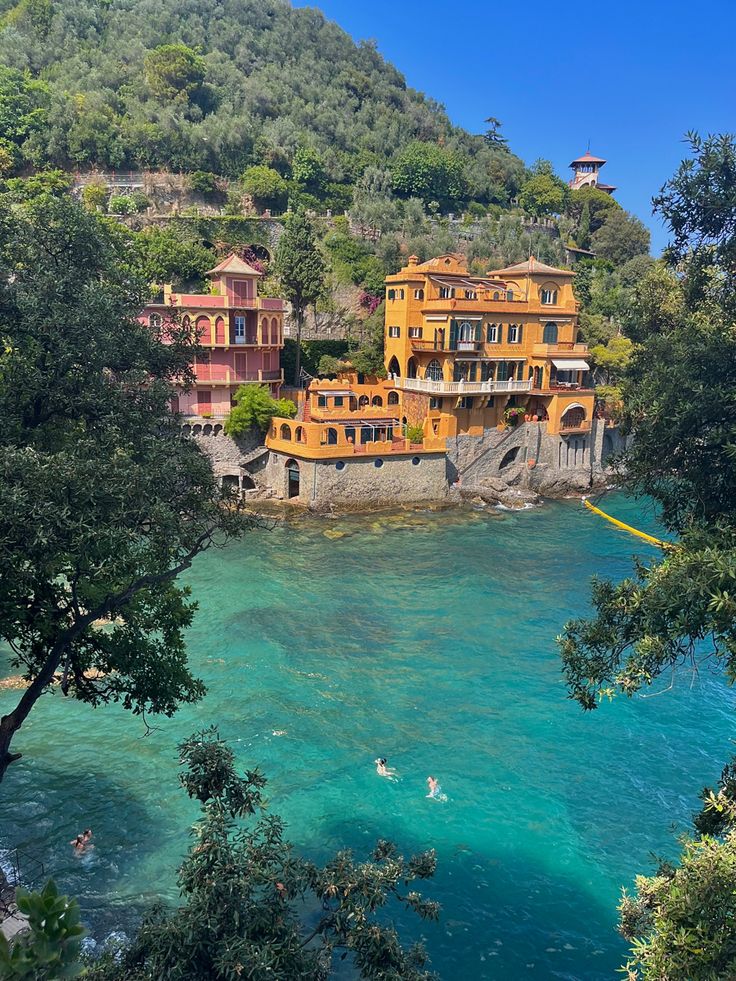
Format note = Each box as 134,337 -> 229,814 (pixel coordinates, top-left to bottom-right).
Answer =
241,165 -> 288,212
109,192 -> 149,215
82,180 -> 109,211
225,385 -> 296,436
406,424 -> 425,443
187,171 -> 219,196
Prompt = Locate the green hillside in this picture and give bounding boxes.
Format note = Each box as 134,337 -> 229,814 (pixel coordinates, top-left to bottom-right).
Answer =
0,0 -> 524,209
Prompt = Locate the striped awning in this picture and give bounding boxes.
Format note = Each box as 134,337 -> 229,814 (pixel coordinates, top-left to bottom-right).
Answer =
552,359 -> 590,371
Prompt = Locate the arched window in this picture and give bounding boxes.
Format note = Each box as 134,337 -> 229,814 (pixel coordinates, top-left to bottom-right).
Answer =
359,395 -> 369,408
149,313 -> 163,329
561,403 -> 586,429
388,391 -> 399,405
492,292 -> 500,301
325,427 -> 338,444
506,290 -> 514,301
372,395 -> 383,406
271,316 -> 279,344
215,316 -> 226,344
387,356 -> 401,377
407,357 -> 418,379
295,425 -> 304,442
425,359 -> 442,381
280,423 -> 291,440
543,322 -> 558,344
541,288 -> 558,305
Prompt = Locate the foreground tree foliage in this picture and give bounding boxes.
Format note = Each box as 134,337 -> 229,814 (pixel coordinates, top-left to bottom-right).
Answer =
85,728 -> 439,981
0,193 -> 254,781
0,880 -> 85,980
559,133 -> 736,978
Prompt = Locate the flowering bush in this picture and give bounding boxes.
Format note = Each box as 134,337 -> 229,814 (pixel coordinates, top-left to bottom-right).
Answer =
359,289 -> 382,314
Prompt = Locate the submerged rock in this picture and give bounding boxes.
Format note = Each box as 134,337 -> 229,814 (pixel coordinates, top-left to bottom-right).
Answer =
460,478 -> 541,509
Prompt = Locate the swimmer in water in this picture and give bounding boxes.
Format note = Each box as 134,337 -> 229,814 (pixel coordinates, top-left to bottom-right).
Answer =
375,757 -> 397,779
70,834 -> 86,854
426,776 -> 441,798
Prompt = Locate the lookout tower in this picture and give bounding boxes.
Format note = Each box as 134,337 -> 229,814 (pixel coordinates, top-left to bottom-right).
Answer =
569,151 -> 616,194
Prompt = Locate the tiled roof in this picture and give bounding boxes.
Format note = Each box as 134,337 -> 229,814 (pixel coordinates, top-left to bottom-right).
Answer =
569,151 -> 607,165
487,256 -> 573,277
205,253 -> 262,277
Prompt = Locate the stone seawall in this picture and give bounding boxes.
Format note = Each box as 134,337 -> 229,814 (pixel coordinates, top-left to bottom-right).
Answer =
448,420 -> 625,499
263,450 -> 448,510
184,417 -> 625,509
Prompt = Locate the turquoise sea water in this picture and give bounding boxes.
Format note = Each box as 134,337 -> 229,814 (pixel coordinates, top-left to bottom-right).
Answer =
1,494 -> 734,979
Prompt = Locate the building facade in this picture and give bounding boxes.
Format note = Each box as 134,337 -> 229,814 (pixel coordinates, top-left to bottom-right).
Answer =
264,376 -> 447,506
383,253 -> 596,439
140,253 -> 285,417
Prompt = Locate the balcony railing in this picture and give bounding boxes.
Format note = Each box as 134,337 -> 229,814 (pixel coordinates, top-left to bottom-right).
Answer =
410,338 -> 481,352
396,376 -> 531,395
532,342 -> 589,357
259,369 -> 284,382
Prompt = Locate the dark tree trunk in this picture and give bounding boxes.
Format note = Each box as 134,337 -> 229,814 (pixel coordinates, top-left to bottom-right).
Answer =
0,647 -> 63,782
293,307 -> 303,387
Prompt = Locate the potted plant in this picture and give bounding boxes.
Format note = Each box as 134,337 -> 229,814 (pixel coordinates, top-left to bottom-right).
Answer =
503,406 -> 526,427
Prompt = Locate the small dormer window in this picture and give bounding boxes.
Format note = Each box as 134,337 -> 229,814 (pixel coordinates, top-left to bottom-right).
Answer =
541,288 -> 558,305
439,286 -> 455,299
464,289 -> 476,300
414,288 -> 424,300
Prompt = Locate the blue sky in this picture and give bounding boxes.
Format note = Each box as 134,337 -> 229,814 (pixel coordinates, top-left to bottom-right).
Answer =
293,0 -> 736,253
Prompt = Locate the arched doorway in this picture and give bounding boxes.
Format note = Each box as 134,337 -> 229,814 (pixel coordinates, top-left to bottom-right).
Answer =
407,357 -> 418,378
387,356 -> 401,377
425,359 -> 442,381
285,459 -> 300,499
222,474 -> 240,494
543,322 -> 558,344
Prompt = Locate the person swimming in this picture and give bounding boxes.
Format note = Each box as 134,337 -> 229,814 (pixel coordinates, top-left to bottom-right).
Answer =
70,828 -> 94,854
426,776 -> 441,799
375,757 -> 397,779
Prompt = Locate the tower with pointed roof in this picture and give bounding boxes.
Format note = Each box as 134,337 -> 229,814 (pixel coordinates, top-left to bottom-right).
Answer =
139,252 -> 286,422
569,151 -> 616,194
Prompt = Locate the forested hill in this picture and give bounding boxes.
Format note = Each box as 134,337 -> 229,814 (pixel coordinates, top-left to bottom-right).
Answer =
0,0 -> 524,208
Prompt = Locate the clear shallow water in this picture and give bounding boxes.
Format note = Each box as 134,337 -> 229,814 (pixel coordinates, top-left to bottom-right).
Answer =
1,494 -> 734,979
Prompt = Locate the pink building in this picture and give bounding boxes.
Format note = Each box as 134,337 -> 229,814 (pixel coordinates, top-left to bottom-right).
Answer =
140,253 -> 285,418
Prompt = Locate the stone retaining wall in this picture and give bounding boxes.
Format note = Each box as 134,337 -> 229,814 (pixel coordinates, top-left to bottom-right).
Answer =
263,450 -> 448,509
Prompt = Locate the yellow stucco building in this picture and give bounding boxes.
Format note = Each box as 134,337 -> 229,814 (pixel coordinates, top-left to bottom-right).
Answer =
383,253 -> 595,438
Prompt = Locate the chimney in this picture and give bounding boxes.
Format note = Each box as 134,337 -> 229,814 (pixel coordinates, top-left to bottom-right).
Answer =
407,254 -> 419,267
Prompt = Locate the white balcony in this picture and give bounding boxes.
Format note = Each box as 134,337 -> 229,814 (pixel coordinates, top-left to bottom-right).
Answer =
395,376 -> 532,395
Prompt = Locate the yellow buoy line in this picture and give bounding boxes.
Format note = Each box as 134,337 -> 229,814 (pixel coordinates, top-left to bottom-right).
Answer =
581,497 -> 670,548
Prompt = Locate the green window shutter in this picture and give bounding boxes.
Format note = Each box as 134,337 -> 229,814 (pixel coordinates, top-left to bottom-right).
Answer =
474,323 -> 481,342
449,319 -> 458,350
518,324 -> 523,344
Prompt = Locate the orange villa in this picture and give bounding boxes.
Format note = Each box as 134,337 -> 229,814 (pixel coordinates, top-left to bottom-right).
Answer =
261,252 -> 615,507
383,253 -> 595,439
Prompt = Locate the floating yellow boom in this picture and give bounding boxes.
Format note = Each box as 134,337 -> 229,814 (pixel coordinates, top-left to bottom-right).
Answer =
582,497 -> 670,548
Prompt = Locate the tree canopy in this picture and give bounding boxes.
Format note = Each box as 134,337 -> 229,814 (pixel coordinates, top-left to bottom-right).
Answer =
0,192 -> 253,780
558,132 -> 736,976
83,727 -> 439,980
